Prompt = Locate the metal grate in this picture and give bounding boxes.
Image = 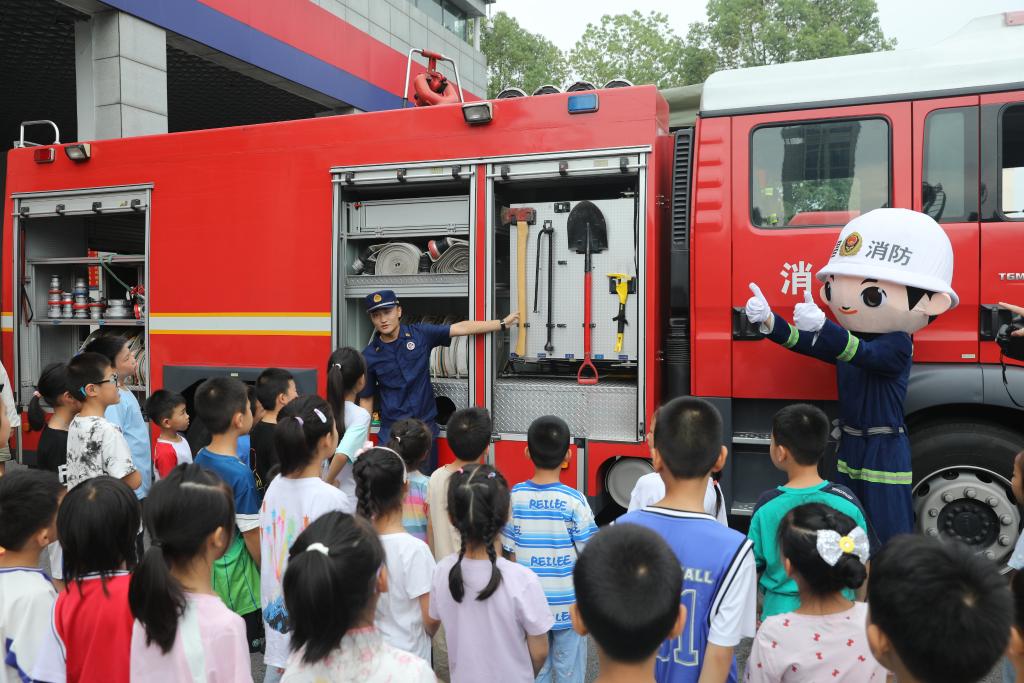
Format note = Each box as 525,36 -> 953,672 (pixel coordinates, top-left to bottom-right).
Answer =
671,128 -> 693,248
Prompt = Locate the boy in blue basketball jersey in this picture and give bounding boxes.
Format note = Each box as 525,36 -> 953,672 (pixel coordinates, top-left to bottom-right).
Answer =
618,398 -> 757,683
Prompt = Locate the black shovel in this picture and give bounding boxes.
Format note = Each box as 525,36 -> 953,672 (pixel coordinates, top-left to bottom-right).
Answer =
567,201 -> 608,385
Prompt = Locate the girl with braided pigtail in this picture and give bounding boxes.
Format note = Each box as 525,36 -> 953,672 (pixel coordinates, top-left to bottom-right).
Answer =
353,448 -> 439,661
428,463 -> 554,682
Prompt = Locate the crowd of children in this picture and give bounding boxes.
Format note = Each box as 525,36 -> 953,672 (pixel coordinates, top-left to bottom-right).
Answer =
0,342 -> 1023,683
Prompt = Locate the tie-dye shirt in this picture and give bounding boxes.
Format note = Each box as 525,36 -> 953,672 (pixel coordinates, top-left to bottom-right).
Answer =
402,471 -> 430,542
259,476 -> 353,669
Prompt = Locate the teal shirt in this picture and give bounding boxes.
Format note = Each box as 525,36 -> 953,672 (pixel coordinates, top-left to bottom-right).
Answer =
748,481 -> 876,619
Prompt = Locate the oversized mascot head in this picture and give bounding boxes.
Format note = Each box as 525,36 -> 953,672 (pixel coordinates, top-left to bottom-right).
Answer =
817,208 -> 958,335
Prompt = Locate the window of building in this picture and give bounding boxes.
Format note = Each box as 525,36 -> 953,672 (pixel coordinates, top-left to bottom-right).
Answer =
410,0 -> 471,42
751,118 -> 890,228
923,107 -> 978,223
1001,104 -> 1024,219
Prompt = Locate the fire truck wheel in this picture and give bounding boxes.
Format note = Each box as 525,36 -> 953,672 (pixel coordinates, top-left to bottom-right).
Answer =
911,421 -> 1023,565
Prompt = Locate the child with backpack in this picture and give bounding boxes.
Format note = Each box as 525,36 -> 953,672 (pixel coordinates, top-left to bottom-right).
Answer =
129,464 -> 252,681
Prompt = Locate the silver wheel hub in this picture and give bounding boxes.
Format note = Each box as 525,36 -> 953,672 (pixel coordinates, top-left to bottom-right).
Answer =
913,467 -> 1020,563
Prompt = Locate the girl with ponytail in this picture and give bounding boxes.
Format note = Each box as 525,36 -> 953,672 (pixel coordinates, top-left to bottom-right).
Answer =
260,395 -> 351,681
428,464 -> 553,682
354,448 -> 438,661
745,503 -> 886,682
128,464 -> 252,681
322,347 -> 370,499
280,512 -> 434,681
27,362 -> 81,479
384,418 -> 432,542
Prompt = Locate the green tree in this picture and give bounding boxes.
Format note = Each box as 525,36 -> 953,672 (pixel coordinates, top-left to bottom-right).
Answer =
480,12 -> 569,97
682,0 -> 896,84
569,11 -> 686,89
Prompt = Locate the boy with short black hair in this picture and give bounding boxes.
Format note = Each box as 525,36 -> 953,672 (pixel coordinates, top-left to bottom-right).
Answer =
65,351 -> 141,492
145,389 -> 192,480
427,406 -> 491,560
193,376 -> 264,652
748,403 -> 876,618
617,397 -> 756,683
868,534 -> 1011,683
251,368 -> 297,490
0,469 -> 66,683
502,415 -> 598,683
572,524 -> 684,683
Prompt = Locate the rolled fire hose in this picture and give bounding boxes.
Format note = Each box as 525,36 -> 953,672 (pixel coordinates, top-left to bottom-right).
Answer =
372,242 -> 423,275
429,238 -> 469,274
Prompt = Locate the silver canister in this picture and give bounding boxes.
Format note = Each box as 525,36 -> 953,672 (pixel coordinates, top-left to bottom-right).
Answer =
62,304 -> 73,318
89,302 -> 105,320
105,299 -> 130,319
48,305 -> 62,318
49,275 -> 61,291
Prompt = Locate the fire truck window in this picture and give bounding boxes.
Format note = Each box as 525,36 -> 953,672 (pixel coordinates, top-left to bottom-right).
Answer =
751,118 -> 890,228
923,107 -> 979,223
1000,105 -> 1024,220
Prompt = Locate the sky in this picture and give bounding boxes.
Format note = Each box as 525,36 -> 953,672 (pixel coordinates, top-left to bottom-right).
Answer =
487,0 -> 1024,52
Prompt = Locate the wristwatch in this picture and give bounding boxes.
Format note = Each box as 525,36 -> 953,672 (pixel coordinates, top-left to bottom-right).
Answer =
499,318 -> 507,331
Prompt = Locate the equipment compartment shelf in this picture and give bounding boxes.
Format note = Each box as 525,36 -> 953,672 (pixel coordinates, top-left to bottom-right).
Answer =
31,318 -> 145,327
345,229 -> 469,240
344,274 -> 468,298
27,255 -> 145,265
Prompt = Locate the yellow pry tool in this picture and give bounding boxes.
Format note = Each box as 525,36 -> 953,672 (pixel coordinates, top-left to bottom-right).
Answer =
607,273 -> 635,353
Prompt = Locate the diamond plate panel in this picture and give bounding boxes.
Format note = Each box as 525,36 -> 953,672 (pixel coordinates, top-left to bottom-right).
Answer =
432,377 -> 469,412
493,378 -> 637,441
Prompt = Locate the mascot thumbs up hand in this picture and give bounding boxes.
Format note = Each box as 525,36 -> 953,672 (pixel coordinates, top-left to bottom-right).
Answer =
745,282 -> 774,332
794,290 -> 826,333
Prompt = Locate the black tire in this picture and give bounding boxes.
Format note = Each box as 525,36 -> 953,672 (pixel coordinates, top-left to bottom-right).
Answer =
911,420 -> 1023,485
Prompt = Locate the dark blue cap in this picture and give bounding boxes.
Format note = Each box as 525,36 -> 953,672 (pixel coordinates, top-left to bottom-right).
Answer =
365,289 -> 399,312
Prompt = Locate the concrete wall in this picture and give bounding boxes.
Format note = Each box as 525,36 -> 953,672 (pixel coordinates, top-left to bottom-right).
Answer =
316,0 -> 489,98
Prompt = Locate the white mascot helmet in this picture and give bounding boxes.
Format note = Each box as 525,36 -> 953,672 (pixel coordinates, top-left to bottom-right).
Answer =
817,208 -> 958,308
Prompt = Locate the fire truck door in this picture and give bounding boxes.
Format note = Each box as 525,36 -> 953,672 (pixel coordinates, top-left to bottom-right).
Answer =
911,97 -> 980,363
980,92 -> 1024,364
730,104 -> 911,400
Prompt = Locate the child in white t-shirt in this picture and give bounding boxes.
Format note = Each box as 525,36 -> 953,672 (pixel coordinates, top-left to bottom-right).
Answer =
260,396 -> 351,681
146,390 -> 193,481
354,447 -> 438,661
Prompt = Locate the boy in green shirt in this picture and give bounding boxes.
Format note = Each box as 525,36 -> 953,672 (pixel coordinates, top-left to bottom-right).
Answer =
748,403 -> 878,619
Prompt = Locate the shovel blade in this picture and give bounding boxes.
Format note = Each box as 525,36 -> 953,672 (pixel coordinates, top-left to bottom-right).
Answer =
566,200 -> 609,254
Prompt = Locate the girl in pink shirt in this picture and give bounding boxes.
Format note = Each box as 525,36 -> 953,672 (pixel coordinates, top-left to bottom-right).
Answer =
129,464 -> 252,682
745,503 -> 888,682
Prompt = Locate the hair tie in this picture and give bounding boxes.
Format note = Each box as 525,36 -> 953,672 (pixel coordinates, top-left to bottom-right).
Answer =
487,471 -> 497,479
306,542 -> 330,556
394,435 -> 401,443
313,408 -> 327,424
815,527 -> 870,566
294,416 -> 304,427
457,467 -> 464,474
32,390 -> 42,399
333,363 -> 342,370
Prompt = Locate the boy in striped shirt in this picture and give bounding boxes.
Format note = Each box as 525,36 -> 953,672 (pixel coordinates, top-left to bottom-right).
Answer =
502,415 -> 598,683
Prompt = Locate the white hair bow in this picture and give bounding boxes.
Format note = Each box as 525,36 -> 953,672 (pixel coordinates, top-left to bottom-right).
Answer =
816,526 -> 869,566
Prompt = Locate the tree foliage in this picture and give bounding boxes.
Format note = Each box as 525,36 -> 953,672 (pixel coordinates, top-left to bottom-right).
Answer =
568,11 -> 686,89
682,0 -> 896,84
480,12 -> 569,97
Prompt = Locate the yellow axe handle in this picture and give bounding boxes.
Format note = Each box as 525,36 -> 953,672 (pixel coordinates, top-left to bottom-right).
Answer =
516,219 -> 530,356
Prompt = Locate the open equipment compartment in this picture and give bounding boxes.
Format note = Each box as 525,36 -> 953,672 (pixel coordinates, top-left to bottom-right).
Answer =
332,161 -> 476,426
11,186 -> 151,436
486,149 -> 647,442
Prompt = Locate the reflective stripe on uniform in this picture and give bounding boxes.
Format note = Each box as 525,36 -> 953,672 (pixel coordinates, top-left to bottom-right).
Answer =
837,332 -> 860,362
783,323 -> 800,349
837,460 -> 912,485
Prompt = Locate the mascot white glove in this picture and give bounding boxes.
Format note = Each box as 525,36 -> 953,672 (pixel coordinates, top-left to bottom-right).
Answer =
745,283 -> 774,333
794,290 -> 826,332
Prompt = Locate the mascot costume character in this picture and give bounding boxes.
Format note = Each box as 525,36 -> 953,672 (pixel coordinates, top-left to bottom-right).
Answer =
745,208 -> 957,543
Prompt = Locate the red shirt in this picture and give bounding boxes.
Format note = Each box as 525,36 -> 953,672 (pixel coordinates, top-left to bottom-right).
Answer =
54,573 -> 133,683
153,441 -> 178,479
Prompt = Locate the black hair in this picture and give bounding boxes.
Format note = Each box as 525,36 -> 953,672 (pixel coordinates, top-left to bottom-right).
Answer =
446,407 -> 492,462
65,352 -> 113,401
771,403 -> 830,466
256,368 -> 295,411
129,464 -> 234,654
384,418 -> 432,470
1013,570 -> 1024,635
246,384 -> 260,421
868,534 -> 1011,683
275,395 -> 336,477
0,469 -> 63,550
527,415 -> 571,470
447,463 -> 509,603
145,389 -> 186,426
83,334 -> 129,366
354,447 -> 406,520
59,475 -> 140,593
283,512 -> 383,665
194,376 -> 249,435
777,503 -> 866,596
652,397 -> 723,479
326,347 -> 366,436
28,362 -> 73,431
574,524 -> 682,663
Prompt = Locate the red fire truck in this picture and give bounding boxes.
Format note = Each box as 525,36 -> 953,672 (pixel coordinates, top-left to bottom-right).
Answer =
4,13 -> 1023,559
